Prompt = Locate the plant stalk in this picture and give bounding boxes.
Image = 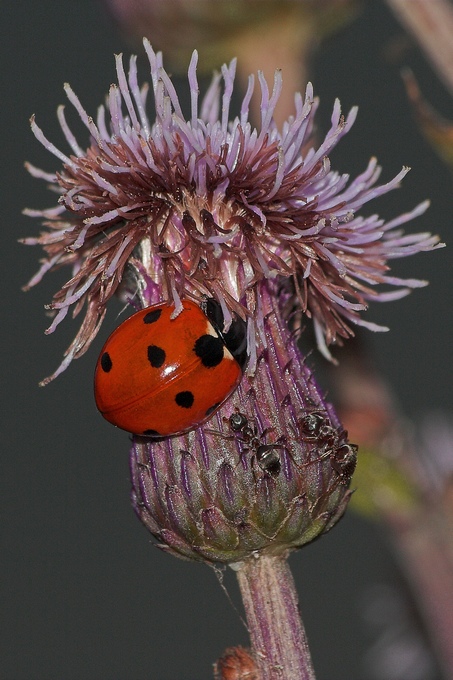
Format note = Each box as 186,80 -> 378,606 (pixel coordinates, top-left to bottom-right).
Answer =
233,553 -> 316,680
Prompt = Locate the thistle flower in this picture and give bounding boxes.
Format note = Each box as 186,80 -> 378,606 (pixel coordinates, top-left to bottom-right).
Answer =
23,40 -> 445,678
23,38 -> 442,384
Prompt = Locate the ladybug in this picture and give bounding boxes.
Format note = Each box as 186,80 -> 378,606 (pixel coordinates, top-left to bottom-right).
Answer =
94,299 -> 247,437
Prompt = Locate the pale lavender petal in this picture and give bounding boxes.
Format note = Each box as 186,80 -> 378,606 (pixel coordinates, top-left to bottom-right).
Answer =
23,41 -> 442,380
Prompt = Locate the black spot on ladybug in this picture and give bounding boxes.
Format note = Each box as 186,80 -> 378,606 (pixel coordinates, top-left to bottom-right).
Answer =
100,352 -> 113,373
175,391 -> 195,409
147,345 -> 166,368
143,309 -> 162,324
142,429 -> 162,437
194,334 -> 224,368
205,402 -> 220,417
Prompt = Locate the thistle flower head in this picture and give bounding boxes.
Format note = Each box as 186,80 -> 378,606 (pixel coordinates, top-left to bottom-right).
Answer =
23,39 -> 442,382
130,280 -> 356,563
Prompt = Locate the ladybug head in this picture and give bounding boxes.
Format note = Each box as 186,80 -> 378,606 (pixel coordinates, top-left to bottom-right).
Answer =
203,298 -> 248,372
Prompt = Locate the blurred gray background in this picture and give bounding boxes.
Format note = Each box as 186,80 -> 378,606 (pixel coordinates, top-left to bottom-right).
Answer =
2,1 -> 452,678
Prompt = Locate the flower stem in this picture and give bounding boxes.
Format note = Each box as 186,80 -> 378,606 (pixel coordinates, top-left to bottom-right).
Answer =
233,554 -> 316,680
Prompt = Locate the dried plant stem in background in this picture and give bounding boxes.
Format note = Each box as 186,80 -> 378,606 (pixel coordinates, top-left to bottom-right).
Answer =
334,342 -> 453,679
386,0 -> 453,96
387,508 -> 453,678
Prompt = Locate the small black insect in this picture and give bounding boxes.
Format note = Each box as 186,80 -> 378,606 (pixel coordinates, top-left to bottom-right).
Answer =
298,410 -> 338,445
296,408 -> 358,485
302,432 -> 358,485
228,410 -> 249,433
225,410 -> 285,479
299,411 -> 326,438
328,442 -> 358,483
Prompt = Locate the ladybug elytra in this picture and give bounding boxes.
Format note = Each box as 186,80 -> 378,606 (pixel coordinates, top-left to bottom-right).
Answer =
94,299 -> 247,437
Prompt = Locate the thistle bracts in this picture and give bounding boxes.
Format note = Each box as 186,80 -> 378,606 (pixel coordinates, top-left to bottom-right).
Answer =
130,280 -> 355,563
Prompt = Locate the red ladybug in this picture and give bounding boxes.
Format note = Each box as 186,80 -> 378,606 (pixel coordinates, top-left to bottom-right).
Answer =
94,299 -> 247,437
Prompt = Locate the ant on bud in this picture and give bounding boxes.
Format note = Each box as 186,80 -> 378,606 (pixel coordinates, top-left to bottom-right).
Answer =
207,409 -> 286,479
226,410 -> 286,479
295,409 -> 358,485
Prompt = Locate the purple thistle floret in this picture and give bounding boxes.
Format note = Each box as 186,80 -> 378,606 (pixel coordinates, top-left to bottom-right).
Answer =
23,38 -> 442,383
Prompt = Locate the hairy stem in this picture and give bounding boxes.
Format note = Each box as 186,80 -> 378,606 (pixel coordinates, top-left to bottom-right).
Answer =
233,554 -> 316,680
